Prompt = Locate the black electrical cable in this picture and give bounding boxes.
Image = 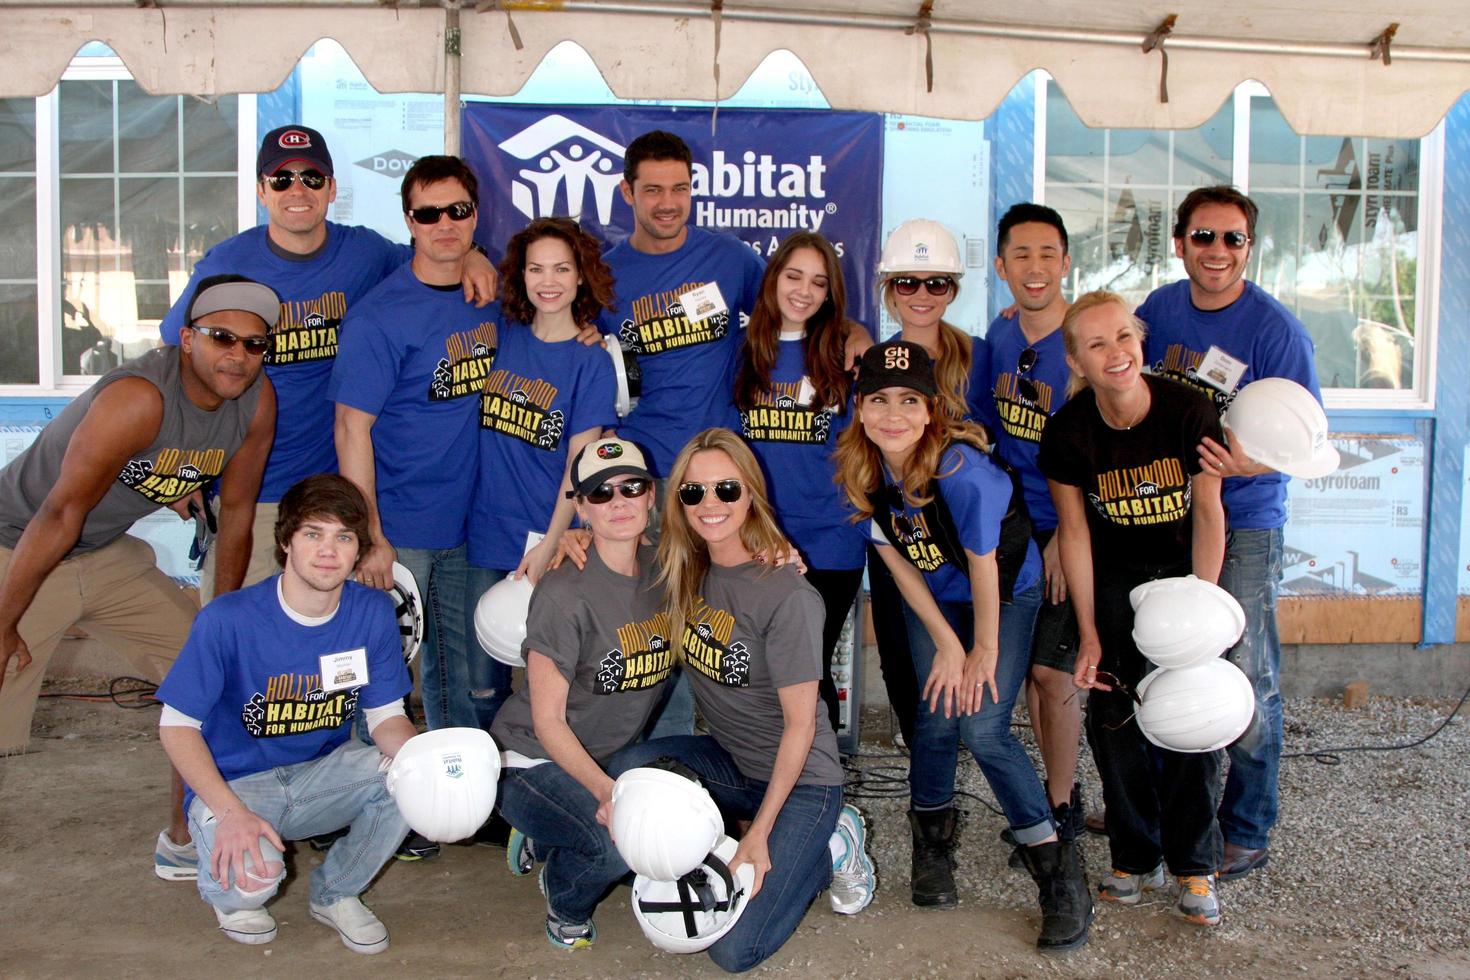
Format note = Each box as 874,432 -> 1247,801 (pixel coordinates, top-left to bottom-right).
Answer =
1282,677 -> 1470,766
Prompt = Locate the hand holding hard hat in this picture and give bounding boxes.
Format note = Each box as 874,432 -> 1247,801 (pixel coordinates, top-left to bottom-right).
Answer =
1209,377 -> 1338,480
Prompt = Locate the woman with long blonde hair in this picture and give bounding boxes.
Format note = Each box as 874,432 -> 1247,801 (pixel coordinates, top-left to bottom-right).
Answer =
834,339 -> 1091,953
610,427 -> 873,970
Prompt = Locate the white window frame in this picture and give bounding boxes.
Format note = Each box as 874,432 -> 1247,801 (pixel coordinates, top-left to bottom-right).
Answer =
0,55 -> 256,397
1034,75 -> 1444,411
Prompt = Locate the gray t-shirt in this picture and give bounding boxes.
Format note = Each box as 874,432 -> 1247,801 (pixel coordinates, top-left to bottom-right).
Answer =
682,562 -> 843,786
0,346 -> 263,554
491,544 -> 673,764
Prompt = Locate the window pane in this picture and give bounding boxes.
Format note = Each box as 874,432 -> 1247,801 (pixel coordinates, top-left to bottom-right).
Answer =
182,176 -> 237,282
60,176 -> 126,373
0,177 -> 36,278
0,98 -> 37,173
1107,129 -> 1171,186
182,95 -> 239,171
1171,107 -> 1233,186
120,175 -> 178,285
0,283 -> 39,383
1045,84 -> 1104,183
118,83 -> 178,173
1248,97 -> 1300,189
1363,137 -> 1419,194
59,80 -> 115,175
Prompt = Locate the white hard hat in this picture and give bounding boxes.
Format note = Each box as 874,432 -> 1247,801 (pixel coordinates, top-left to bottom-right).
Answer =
474,575 -> 534,668
1135,659 -> 1255,753
1223,377 -> 1339,479
605,333 -> 632,417
389,562 -> 425,664
611,767 -> 724,882
878,219 -> 964,279
632,835 -> 754,953
1129,575 -> 1246,670
386,728 -> 501,842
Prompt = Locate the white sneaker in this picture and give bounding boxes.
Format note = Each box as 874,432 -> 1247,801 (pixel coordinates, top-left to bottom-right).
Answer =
310,896 -> 389,954
828,803 -> 877,914
154,830 -> 198,881
215,906 -> 277,945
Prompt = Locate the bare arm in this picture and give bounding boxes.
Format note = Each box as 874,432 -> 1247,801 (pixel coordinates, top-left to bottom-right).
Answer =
461,248 -> 499,307
210,377 -> 275,595
366,713 -> 417,759
334,403 -> 394,590
1049,480 -> 1107,691
526,651 -> 618,823
843,320 -> 875,371
1189,471 -> 1226,584
874,542 -> 966,718
731,679 -> 819,898
0,379 -> 162,689
515,427 -> 602,584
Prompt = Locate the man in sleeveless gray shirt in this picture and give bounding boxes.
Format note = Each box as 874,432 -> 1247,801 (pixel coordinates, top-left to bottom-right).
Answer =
0,274 -> 279,878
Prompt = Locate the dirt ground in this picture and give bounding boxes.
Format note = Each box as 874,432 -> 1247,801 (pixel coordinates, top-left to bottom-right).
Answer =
3,688 -> 1468,979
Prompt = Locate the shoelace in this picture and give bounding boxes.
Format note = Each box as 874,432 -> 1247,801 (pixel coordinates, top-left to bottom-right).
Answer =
1180,876 -> 1214,897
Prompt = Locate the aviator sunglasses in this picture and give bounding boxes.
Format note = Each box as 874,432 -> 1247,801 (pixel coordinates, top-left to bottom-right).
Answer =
1015,346 -> 1040,404
580,479 -> 651,505
263,169 -> 328,192
678,480 -> 744,506
407,201 -> 477,225
1187,228 -> 1251,250
891,275 -> 955,297
190,325 -> 271,357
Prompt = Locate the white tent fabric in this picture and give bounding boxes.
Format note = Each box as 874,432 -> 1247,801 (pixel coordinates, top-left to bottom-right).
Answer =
4,0 -> 1469,137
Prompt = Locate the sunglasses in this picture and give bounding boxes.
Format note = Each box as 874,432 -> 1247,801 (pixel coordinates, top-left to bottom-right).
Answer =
1187,228 -> 1251,250
262,169 -> 328,192
1015,346 -> 1040,404
581,479 -> 650,505
678,479 -> 744,506
407,201 -> 476,225
191,325 -> 271,356
891,275 -> 955,297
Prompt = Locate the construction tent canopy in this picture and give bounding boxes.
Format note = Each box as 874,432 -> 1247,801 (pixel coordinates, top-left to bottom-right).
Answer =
5,0 -> 1470,137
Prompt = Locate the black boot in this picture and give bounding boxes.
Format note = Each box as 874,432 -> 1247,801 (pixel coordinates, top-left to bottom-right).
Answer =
1018,840 -> 1093,952
908,808 -> 958,909
1052,782 -> 1087,843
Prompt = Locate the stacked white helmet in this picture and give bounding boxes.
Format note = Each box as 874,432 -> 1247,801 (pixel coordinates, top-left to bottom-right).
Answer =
1128,576 -> 1255,752
632,835 -> 755,953
386,728 -> 501,842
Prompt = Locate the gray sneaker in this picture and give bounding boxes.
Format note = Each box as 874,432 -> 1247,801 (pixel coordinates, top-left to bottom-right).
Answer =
828,804 -> 876,914
310,896 -> 390,954
1098,864 -> 1165,905
154,830 -> 198,881
1177,874 -> 1222,926
215,906 -> 277,945
538,866 -> 595,949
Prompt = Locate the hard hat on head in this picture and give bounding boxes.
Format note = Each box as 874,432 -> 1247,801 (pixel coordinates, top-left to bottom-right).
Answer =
475,575 -> 534,668
1223,377 -> 1338,479
1135,659 -> 1255,753
878,219 -> 964,280
631,835 -> 755,953
611,766 -> 724,882
1129,575 -> 1246,670
386,728 -> 501,841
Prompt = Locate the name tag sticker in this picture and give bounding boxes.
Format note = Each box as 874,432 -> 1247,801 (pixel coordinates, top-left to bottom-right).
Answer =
320,647 -> 369,693
679,283 -> 728,325
1196,346 -> 1247,394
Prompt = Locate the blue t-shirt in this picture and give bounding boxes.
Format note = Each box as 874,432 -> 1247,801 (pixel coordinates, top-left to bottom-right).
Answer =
980,314 -> 1072,531
600,226 -> 765,476
157,577 -> 411,812
1138,279 -> 1322,530
160,224 -> 409,502
469,321 -> 618,569
329,265 -> 499,549
870,443 -> 1042,604
731,336 -> 866,571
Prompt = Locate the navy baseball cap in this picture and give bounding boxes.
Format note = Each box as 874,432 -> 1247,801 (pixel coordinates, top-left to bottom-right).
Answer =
257,125 -> 333,177
856,340 -> 937,397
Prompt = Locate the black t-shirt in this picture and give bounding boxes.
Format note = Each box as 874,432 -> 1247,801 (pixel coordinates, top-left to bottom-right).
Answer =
1038,375 -> 1223,572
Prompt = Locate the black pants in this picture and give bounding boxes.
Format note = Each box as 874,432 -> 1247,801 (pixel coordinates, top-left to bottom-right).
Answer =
804,567 -> 866,735
866,543 -> 919,748
1087,561 -> 1223,877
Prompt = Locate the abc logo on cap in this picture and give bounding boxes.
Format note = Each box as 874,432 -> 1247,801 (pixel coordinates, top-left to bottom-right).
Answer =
597,443 -> 623,460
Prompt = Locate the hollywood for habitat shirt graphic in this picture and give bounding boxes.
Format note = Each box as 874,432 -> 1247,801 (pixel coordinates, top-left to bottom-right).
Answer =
883,508 -> 948,573
596,610 -> 676,693
1089,456 -> 1193,527
1153,344 -> 1236,414
739,380 -> 833,444
267,291 -> 347,366
116,446 -> 227,505
241,671 -> 357,739
681,597 -> 751,687
617,281 -> 729,356
480,368 -> 566,451
990,371 -> 1059,445
431,322 -> 499,401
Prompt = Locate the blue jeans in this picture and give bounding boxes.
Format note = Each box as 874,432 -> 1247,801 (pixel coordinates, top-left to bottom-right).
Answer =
609,735 -> 842,974
1217,527 -> 1285,850
188,741 -> 408,912
902,579 -> 1053,844
464,566 -> 518,724
645,669 -> 696,738
497,762 -> 630,925
397,544 -> 499,732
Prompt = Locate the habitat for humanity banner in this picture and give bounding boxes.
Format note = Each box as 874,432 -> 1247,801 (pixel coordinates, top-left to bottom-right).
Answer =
460,105 -> 885,327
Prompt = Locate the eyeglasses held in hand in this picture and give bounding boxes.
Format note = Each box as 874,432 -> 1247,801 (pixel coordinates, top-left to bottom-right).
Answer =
191,325 -> 271,356
580,479 -> 651,504
1187,228 -> 1251,250
1015,346 -> 1040,404
891,275 -> 955,297
262,169 -> 328,192
407,201 -> 477,224
678,480 -> 744,506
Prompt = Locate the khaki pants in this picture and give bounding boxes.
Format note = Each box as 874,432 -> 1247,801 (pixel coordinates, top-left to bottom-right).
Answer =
200,501 -> 280,604
0,535 -> 198,754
